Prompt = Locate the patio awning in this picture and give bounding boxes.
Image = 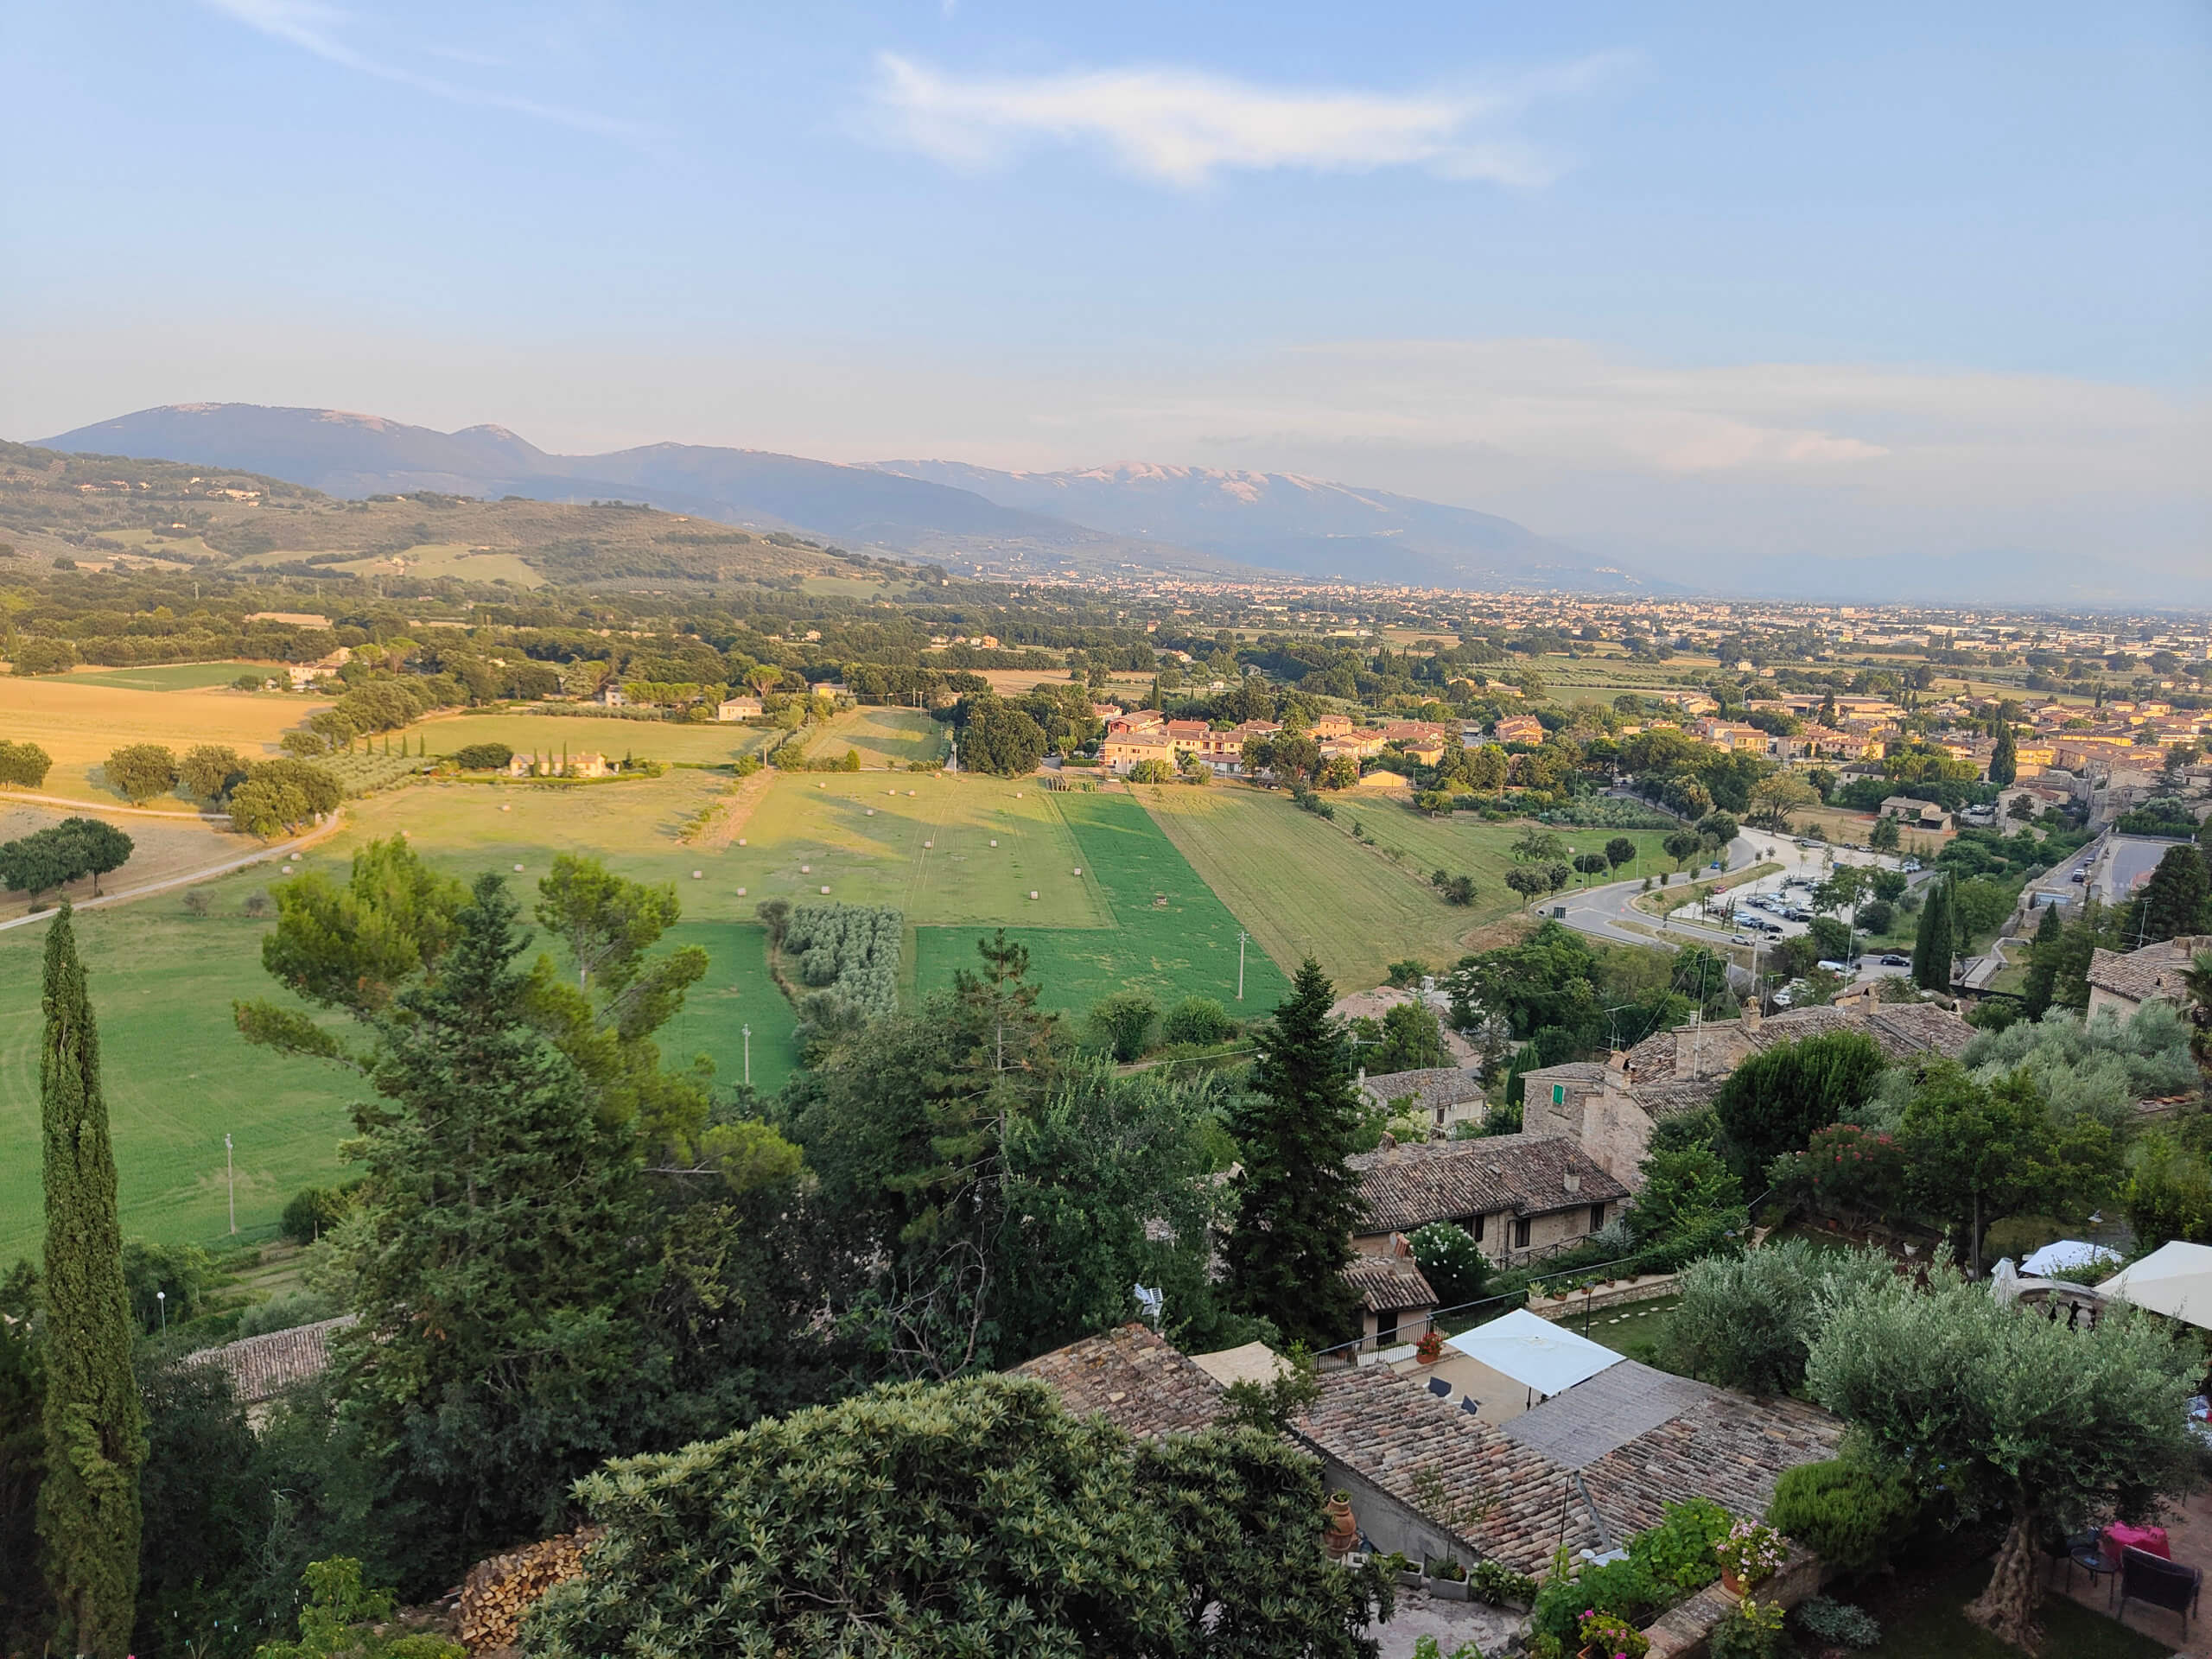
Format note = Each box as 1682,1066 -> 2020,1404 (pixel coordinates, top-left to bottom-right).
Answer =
2098,1241 -> 2212,1331
1442,1308 -> 1623,1398
2021,1239 -> 2120,1277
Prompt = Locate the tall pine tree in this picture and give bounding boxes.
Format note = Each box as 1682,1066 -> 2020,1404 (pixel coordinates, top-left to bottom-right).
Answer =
1911,875 -> 1956,991
1224,959 -> 1363,1349
37,905 -> 145,1658
2129,845 -> 2212,944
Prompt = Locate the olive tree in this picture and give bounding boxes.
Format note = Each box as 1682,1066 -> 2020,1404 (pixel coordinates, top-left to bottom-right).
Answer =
1806,1262 -> 2197,1650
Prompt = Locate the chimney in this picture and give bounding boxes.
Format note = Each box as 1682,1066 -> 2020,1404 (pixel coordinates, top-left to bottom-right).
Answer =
1740,1001 -> 1763,1032
1394,1232 -> 1413,1259
1563,1171 -> 1581,1195
1377,1132 -> 1399,1161
1608,1048 -> 1630,1075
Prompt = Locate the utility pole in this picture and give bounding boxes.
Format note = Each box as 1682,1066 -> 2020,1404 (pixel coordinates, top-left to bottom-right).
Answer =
1236,931 -> 1249,1001
226,1132 -> 235,1234
742,1025 -> 752,1087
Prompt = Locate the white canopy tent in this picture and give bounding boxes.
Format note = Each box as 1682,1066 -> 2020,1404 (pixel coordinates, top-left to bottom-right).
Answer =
2098,1241 -> 2212,1330
1443,1308 -> 1623,1398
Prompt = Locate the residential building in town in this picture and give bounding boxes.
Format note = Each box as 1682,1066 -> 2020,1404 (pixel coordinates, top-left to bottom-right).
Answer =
1349,1134 -> 1630,1265
2086,936 -> 2212,1022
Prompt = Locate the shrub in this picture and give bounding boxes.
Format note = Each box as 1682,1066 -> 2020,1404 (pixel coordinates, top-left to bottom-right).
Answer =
1086,991 -> 1160,1062
1160,995 -> 1236,1046
1707,1597 -> 1789,1659
1792,1595 -> 1881,1649
1529,1549 -> 1666,1649
1764,1458 -> 1920,1576
1626,1497 -> 1732,1593
1713,1520 -> 1788,1587
1469,1558 -> 1535,1607
281,1181 -> 362,1244
1409,1223 -> 1490,1307
452,741 -> 514,770
1664,1239 -> 1890,1397
0,738 -> 54,788
237,1287 -> 342,1338
1578,1609 -> 1649,1659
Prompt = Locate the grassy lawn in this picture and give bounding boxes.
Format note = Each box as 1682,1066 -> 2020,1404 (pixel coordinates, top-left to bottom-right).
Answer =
1555,1294 -> 1679,1357
1137,785 -> 1655,993
658,920 -> 798,1096
1862,1558 -> 2171,1659
64,661 -> 275,692
0,674 -> 326,807
913,790 -> 1295,1014
804,705 -> 948,768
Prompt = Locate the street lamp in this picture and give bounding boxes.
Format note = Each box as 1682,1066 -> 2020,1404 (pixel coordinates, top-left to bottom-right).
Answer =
156,1289 -> 166,1334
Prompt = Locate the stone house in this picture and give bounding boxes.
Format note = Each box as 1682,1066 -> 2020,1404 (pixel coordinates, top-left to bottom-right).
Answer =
2087,936 -> 2212,1021
1357,1065 -> 1487,1136
1520,1001 -> 1976,1186
1349,1134 -> 1629,1266
1343,1255 -> 1439,1351
715,696 -> 764,721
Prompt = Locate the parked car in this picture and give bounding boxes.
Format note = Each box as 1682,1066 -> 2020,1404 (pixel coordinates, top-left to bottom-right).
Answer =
1732,933 -> 1753,945
1902,858 -> 1923,873
1817,958 -> 1853,974
1880,953 -> 1910,967
1784,906 -> 1815,922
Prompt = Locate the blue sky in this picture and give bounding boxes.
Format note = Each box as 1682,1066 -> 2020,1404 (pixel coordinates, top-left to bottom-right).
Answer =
3,1 -> 2207,580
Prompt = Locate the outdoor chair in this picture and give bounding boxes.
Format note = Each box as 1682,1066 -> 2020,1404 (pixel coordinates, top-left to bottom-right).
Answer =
2117,1546 -> 2201,1639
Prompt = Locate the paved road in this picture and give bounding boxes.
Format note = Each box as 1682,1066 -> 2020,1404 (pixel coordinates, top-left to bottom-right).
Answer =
2094,833 -> 2177,907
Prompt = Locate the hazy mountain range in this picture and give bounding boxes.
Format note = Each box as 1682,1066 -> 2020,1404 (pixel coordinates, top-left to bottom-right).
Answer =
39,404 -> 1671,594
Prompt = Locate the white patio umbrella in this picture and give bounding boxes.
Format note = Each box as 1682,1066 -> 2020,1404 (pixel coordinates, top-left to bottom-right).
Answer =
2097,1241 -> 2212,1331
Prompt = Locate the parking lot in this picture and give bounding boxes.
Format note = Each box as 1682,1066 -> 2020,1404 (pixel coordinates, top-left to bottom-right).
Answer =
1661,837 -> 1916,988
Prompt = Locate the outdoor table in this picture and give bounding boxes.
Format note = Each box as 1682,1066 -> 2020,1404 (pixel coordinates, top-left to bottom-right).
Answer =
2107,1522 -> 2171,1560
2074,1543 -> 2123,1607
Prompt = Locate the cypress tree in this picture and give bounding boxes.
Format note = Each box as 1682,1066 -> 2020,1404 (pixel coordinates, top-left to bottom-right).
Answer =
2131,845 -> 2212,944
1224,958 -> 1364,1350
1912,876 -> 1956,992
1988,719 -> 2018,787
2022,901 -> 2064,1018
36,905 -> 145,1658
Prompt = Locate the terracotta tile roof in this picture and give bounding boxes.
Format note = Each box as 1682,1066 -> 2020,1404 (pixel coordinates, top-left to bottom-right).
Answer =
1620,1029 -> 1680,1084
1626,1077 -> 1725,1122
1343,1257 -> 1438,1314
1858,1001 -> 1978,1058
1359,1067 -> 1484,1112
1009,1322 -> 1224,1438
1349,1135 -> 1630,1236
1295,1364 -> 1595,1573
1299,1358 -> 1842,1575
2088,937 -> 2212,1007
184,1315 -> 355,1404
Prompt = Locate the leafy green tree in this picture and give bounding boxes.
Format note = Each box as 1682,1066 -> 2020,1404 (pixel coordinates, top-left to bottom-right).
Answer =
1368,1000 -> 1449,1071
2128,844 -> 2212,944
1867,814 -> 1900,852
245,838 -> 468,1033
1573,852 -> 1609,884
1712,1030 -> 1885,1185
1897,1060 -> 2118,1273
1087,991 -> 1160,1061
533,853 -> 682,991
0,824 -> 87,904
1605,836 -> 1637,874
1,1261 -> 46,1653
322,875 -> 654,1581
0,738 -> 54,788
1664,1239 -> 1889,1397
256,1556 -> 461,1659
1225,959 -> 1366,1349
103,743 -> 177,804
1662,830 -> 1701,869
1806,1262 -> 2197,1650
957,695 -> 1048,776
524,1376 -> 1390,1659
37,906 -> 146,1658
1510,827 -> 1568,864
2020,901 -> 2065,1018
1696,810 -> 1738,851
178,744 -> 249,802
1910,874 -> 1955,990
1629,1141 -> 1744,1243
60,817 -> 133,898
1504,866 -> 1549,907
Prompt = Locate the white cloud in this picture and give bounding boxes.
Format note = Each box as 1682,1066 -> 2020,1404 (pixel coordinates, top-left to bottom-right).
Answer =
868,53 -> 1621,186
201,0 -> 650,148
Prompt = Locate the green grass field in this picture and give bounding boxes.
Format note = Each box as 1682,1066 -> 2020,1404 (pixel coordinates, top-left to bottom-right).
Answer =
416,709 -> 766,766
65,661 -> 274,692
912,790 -> 1294,1014
804,706 -> 948,768
658,921 -> 798,1096
0,895 -> 359,1262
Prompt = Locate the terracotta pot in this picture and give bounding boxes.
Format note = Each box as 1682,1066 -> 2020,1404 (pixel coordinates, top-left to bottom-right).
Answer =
1323,1493 -> 1357,1559
1721,1566 -> 1745,1595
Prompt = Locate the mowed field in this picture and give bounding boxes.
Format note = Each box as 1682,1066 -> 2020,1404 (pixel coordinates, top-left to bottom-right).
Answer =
416,709 -> 770,766
911,790 -> 1294,1014
67,661 -> 274,692
0,674 -> 325,808
0,892 -> 359,1261
1135,786 -> 1662,992
804,706 -> 949,768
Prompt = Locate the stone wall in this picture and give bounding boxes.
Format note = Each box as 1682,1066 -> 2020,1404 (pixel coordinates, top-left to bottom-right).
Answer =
1640,1545 -> 1822,1659
1525,1271 -> 1680,1321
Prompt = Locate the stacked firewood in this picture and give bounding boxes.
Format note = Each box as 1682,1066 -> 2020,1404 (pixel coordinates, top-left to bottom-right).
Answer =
455,1527 -> 604,1651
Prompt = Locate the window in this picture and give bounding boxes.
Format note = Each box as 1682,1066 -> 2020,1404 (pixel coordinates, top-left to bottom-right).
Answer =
1551,1083 -> 1567,1106
1470,1212 -> 1484,1243
1589,1203 -> 1606,1234
1513,1216 -> 1532,1250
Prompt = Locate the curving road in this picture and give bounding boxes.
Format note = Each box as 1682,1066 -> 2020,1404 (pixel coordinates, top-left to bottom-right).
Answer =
0,810 -> 343,934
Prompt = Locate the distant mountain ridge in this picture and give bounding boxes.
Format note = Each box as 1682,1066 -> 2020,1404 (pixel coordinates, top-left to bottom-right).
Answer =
37,403 -> 1659,591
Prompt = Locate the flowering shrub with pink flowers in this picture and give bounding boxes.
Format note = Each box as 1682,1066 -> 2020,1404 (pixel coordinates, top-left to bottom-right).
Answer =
1576,1607 -> 1650,1659
1770,1122 -> 1903,1217
1713,1520 -> 1789,1586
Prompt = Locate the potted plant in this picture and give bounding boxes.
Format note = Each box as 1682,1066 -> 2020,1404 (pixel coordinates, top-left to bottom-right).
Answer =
1426,1559 -> 1470,1601
1415,1329 -> 1444,1363
1576,1608 -> 1649,1659
1713,1521 -> 1789,1595
1323,1491 -> 1358,1559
